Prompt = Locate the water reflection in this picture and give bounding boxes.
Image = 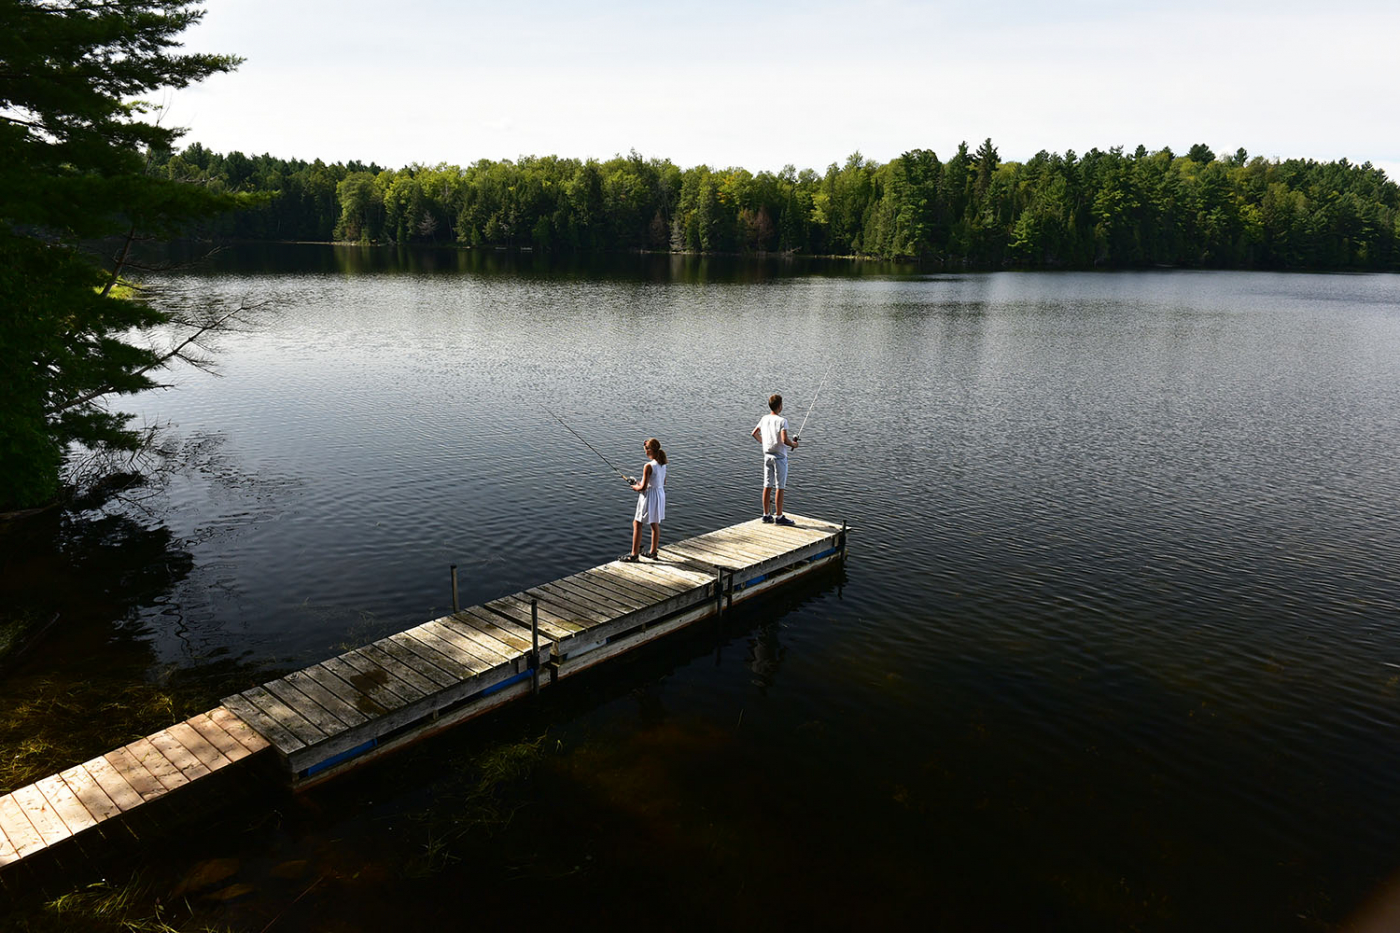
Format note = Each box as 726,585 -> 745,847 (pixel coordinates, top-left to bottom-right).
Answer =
1,503 -> 194,675
151,240 -> 922,282
0,434 -> 301,793
746,621 -> 784,692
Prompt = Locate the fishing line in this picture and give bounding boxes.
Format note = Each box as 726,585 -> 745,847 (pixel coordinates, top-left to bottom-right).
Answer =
546,408 -> 635,485
794,359 -> 836,442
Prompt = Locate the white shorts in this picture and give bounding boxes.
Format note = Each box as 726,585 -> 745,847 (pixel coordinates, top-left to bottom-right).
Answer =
763,454 -> 788,489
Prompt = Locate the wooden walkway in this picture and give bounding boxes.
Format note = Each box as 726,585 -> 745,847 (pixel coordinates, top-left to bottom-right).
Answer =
0,708 -> 269,869
0,514 -> 846,873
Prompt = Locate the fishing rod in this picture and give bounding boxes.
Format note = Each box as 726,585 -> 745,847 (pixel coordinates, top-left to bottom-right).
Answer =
793,359 -> 836,442
546,408 -> 635,485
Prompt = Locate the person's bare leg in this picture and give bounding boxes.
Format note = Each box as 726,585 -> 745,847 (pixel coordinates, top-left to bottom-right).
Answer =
775,488 -> 785,516
762,487 -> 773,516
649,523 -> 660,556
631,520 -> 642,557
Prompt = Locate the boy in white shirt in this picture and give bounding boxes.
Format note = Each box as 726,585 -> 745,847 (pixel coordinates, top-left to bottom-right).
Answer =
750,393 -> 800,525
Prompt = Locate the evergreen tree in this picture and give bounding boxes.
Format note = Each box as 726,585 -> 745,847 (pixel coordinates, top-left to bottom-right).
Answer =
0,0 -> 241,510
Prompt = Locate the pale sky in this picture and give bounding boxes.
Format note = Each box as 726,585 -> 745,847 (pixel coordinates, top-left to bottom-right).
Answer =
169,0 -> 1400,178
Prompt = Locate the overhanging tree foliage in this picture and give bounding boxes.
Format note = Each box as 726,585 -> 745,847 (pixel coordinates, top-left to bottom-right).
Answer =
0,0 -> 242,510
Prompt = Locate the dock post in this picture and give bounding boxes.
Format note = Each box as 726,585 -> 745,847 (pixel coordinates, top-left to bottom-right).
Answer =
531,599 -> 540,696
725,570 -> 734,611
450,564 -> 460,612
839,520 -> 848,558
714,566 -> 724,618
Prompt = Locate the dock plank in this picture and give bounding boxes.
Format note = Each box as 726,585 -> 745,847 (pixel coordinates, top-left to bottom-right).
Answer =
242,686 -> 327,748
10,785 -> 72,846
636,561 -> 724,590
614,560 -> 713,590
599,571 -> 696,605
452,609 -> 533,652
147,730 -> 212,783
0,795 -> 45,858
283,669 -> 371,728
315,658 -> 404,714
538,576 -> 630,610
598,563 -> 689,595
83,756 -> 146,812
103,746 -> 168,803
692,534 -> 785,562
338,648 -> 431,702
317,652 -> 406,711
0,817 -> 20,867
394,631 -> 477,681
568,573 -> 655,611
125,737 -> 191,792
555,575 -> 647,613
729,520 -> 825,543
422,619 -> 510,666
739,521 -> 834,546
526,584 -> 615,624
580,567 -> 674,603
378,634 -> 458,687
436,613 -> 520,658
689,524 -> 836,569
485,598 -> 579,640
166,723 -> 233,774
58,765 -> 122,823
710,529 -> 823,558
404,626 -> 491,676
33,775 -> 97,837
719,531 -> 840,580
187,712 -> 255,763
261,680 -> 347,740
663,541 -> 746,569
695,530 -> 779,555
210,702 -> 281,755
357,641 -> 448,693
601,561 -> 692,594
492,594 -> 585,634
521,589 -> 605,624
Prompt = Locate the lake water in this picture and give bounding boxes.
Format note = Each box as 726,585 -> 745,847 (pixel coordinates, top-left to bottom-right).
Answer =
6,247 -> 1400,930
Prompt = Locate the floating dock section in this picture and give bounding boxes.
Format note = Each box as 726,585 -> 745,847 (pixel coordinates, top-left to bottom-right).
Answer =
0,514 -> 846,873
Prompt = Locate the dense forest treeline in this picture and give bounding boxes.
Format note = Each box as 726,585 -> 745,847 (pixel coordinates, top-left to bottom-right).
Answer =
153,141 -> 1400,269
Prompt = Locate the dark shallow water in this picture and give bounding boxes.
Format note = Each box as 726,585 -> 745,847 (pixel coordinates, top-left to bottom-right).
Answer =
4,247 -> 1400,930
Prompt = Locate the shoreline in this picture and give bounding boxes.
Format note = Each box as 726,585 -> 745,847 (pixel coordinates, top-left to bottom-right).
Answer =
179,240 -> 1396,273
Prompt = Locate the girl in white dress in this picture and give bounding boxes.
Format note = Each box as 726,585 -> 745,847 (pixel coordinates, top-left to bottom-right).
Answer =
621,438 -> 667,562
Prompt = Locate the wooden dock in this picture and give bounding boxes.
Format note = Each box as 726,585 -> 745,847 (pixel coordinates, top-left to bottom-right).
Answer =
0,514 -> 846,873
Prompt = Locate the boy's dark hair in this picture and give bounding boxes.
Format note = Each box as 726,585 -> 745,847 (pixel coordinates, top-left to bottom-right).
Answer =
768,394 -> 782,412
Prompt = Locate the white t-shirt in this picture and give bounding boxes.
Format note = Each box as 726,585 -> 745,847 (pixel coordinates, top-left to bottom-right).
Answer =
756,413 -> 789,455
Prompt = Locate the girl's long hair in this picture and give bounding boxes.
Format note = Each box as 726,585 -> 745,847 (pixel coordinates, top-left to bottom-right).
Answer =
645,437 -> 667,466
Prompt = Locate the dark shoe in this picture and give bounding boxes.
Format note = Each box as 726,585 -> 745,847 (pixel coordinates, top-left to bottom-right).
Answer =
619,553 -> 639,562
761,514 -> 774,523
644,550 -> 659,560
774,515 -> 796,526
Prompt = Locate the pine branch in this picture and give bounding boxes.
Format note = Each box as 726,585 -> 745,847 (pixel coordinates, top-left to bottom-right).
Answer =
48,301 -> 255,415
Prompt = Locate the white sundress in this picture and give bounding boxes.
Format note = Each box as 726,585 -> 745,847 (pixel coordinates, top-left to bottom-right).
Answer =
634,459 -> 666,524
